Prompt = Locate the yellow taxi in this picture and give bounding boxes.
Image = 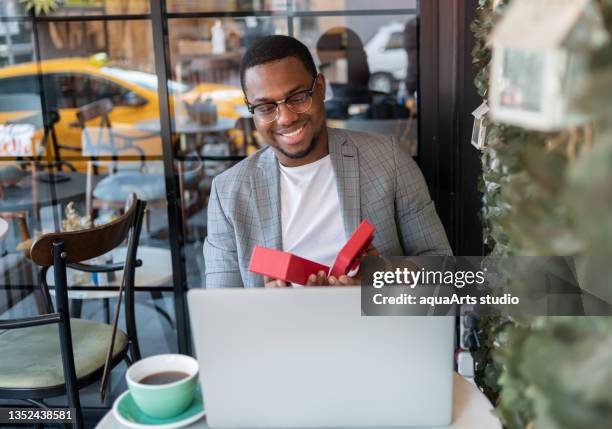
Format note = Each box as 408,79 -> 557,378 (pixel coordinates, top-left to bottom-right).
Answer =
0,57 -> 246,160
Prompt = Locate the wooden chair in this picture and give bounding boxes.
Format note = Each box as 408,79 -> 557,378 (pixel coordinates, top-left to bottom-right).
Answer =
76,98 -> 148,178
76,98 -> 168,222
0,195 -> 146,429
78,98 -> 205,239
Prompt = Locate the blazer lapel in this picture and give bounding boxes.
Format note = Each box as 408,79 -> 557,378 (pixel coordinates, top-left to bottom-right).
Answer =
251,148 -> 283,250
329,129 -> 361,239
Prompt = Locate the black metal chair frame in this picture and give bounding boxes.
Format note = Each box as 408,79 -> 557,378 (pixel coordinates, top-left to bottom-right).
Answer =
77,98 -> 149,175
0,198 -> 146,429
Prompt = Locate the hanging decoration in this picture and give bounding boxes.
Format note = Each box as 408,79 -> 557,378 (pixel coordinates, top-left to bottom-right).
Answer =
471,101 -> 490,150
488,0 -> 609,131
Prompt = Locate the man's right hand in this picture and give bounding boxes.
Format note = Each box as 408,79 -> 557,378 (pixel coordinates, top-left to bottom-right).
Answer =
264,270 -> 328,287
264,276 -> 289,287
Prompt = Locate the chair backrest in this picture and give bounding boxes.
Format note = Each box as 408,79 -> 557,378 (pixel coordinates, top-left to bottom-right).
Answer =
76,98 -> 114,129
76,98 -> 115,157
23,194 -> 146,423
30,194 -> 139,267
77,98 -> 145,176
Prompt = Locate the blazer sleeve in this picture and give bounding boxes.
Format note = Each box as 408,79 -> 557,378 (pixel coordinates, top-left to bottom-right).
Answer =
203,178 -> 244,287
393,139 -> 453,256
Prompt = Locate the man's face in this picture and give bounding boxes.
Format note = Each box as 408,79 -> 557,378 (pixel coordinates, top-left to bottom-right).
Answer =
244,57 -> 327,166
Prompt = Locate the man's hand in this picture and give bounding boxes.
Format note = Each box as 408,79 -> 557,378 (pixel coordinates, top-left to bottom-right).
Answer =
264,270 -> 328,287
328,243 -> 380,286
363,242 -> 380,257
328,274 -> 360,286
306,270 -> 329,286
263,244 -> 379,287
264,276 -> 289,287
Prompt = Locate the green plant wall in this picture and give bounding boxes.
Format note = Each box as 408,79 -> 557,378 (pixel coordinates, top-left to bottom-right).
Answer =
471,0 -> 612,428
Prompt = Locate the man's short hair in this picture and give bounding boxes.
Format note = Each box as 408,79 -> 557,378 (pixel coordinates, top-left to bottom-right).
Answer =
239,35 -> 317,93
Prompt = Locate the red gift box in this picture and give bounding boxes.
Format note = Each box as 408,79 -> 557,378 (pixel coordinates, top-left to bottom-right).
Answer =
329,220 -> 375,277
248,220 -> 375,285
249,246 -> 330,286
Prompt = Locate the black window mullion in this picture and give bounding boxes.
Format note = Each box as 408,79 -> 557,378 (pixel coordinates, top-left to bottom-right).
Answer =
287,0 -> 293,36
150,0 -> 190,355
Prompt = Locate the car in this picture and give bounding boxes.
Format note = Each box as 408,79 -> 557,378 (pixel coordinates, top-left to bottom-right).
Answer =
0,57 -> 245,160
364,22 -> 409,94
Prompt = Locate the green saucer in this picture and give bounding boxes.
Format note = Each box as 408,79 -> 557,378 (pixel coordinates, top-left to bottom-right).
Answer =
113,384 -> 205,429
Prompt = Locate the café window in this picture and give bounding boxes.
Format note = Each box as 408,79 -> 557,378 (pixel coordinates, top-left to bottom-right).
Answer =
0,0 -> 421,417
49,74 -> 128,109
0,75 -> 40,101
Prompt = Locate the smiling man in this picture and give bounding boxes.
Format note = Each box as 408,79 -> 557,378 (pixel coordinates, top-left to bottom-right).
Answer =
203,35 -> 451,288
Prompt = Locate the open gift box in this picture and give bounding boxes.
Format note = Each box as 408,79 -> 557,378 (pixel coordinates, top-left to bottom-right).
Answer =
248,220 -> 375,285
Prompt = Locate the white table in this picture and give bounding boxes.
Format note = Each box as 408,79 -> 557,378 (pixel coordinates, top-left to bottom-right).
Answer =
135,117 -> 236,136
96,374 -> 501,429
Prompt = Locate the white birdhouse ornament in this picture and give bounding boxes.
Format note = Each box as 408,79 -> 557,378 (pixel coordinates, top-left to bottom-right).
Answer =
488,0 -> 609,131
471,101 -> 490,150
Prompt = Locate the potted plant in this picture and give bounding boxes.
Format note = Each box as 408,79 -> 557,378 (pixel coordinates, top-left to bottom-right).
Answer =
19,0 -> 61,15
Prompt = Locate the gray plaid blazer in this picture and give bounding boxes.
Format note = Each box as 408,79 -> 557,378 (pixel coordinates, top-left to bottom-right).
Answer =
203,127 -> 451,288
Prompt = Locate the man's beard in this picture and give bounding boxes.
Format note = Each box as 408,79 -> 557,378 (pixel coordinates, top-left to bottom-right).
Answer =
274,128 -> 321,160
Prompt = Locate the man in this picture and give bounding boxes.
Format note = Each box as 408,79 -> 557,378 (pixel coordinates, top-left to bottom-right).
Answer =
204,35 -> 451,288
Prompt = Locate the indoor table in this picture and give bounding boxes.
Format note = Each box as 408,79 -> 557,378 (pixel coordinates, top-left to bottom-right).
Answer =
135,117 -> 238,160
96,373 -> 502,429
0,172 -> 100,214
135,117 -> 236,136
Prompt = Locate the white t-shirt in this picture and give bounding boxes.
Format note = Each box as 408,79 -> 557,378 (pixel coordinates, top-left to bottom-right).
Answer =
279,155 -> 346,270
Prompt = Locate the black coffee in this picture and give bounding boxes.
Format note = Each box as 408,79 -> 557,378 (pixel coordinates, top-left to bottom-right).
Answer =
139,371 -> 189,385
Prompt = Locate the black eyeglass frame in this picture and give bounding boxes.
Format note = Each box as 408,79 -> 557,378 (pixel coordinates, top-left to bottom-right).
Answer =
245,74 -> 320,120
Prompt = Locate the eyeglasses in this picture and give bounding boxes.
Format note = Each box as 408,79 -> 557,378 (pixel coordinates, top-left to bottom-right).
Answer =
246,75 -> 319,123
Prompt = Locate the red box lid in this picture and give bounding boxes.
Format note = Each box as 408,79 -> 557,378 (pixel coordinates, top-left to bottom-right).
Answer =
249,246 -> 330,286
328,220 -> 375,278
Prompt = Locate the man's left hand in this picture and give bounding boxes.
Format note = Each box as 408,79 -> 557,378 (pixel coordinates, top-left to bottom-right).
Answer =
327,243 -> 380,286
328,274 -> 360,286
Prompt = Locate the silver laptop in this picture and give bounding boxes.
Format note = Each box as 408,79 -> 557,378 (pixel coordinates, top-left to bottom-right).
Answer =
188,287 -> 454,428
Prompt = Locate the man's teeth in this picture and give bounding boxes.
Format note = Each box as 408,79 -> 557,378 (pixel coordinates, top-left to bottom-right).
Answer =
281,126 -> 304,137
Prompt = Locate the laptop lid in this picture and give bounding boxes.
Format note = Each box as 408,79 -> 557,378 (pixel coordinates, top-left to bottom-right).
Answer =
188,287 -> 454,428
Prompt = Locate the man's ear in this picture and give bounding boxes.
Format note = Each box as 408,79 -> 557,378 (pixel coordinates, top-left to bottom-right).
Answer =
318,73 -> 326,99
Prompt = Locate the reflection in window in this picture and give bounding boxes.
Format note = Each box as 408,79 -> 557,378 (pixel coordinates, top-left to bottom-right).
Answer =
298,18 -> 416,116
1,7 -> 422,414
36,20 -> 154,73
168,17 -> 290,289
0,20 -> 34,67
169,17 -> 287,88
47,0 -> 149,16
385,31 -> 405,51
167,0 -> 287,13
48,74 -> 126,109
0,76 -> 40,103
293,0 -> 418,11
294,15 -> 418,156
0,0 -> 26,17
168,16 -> 287,128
